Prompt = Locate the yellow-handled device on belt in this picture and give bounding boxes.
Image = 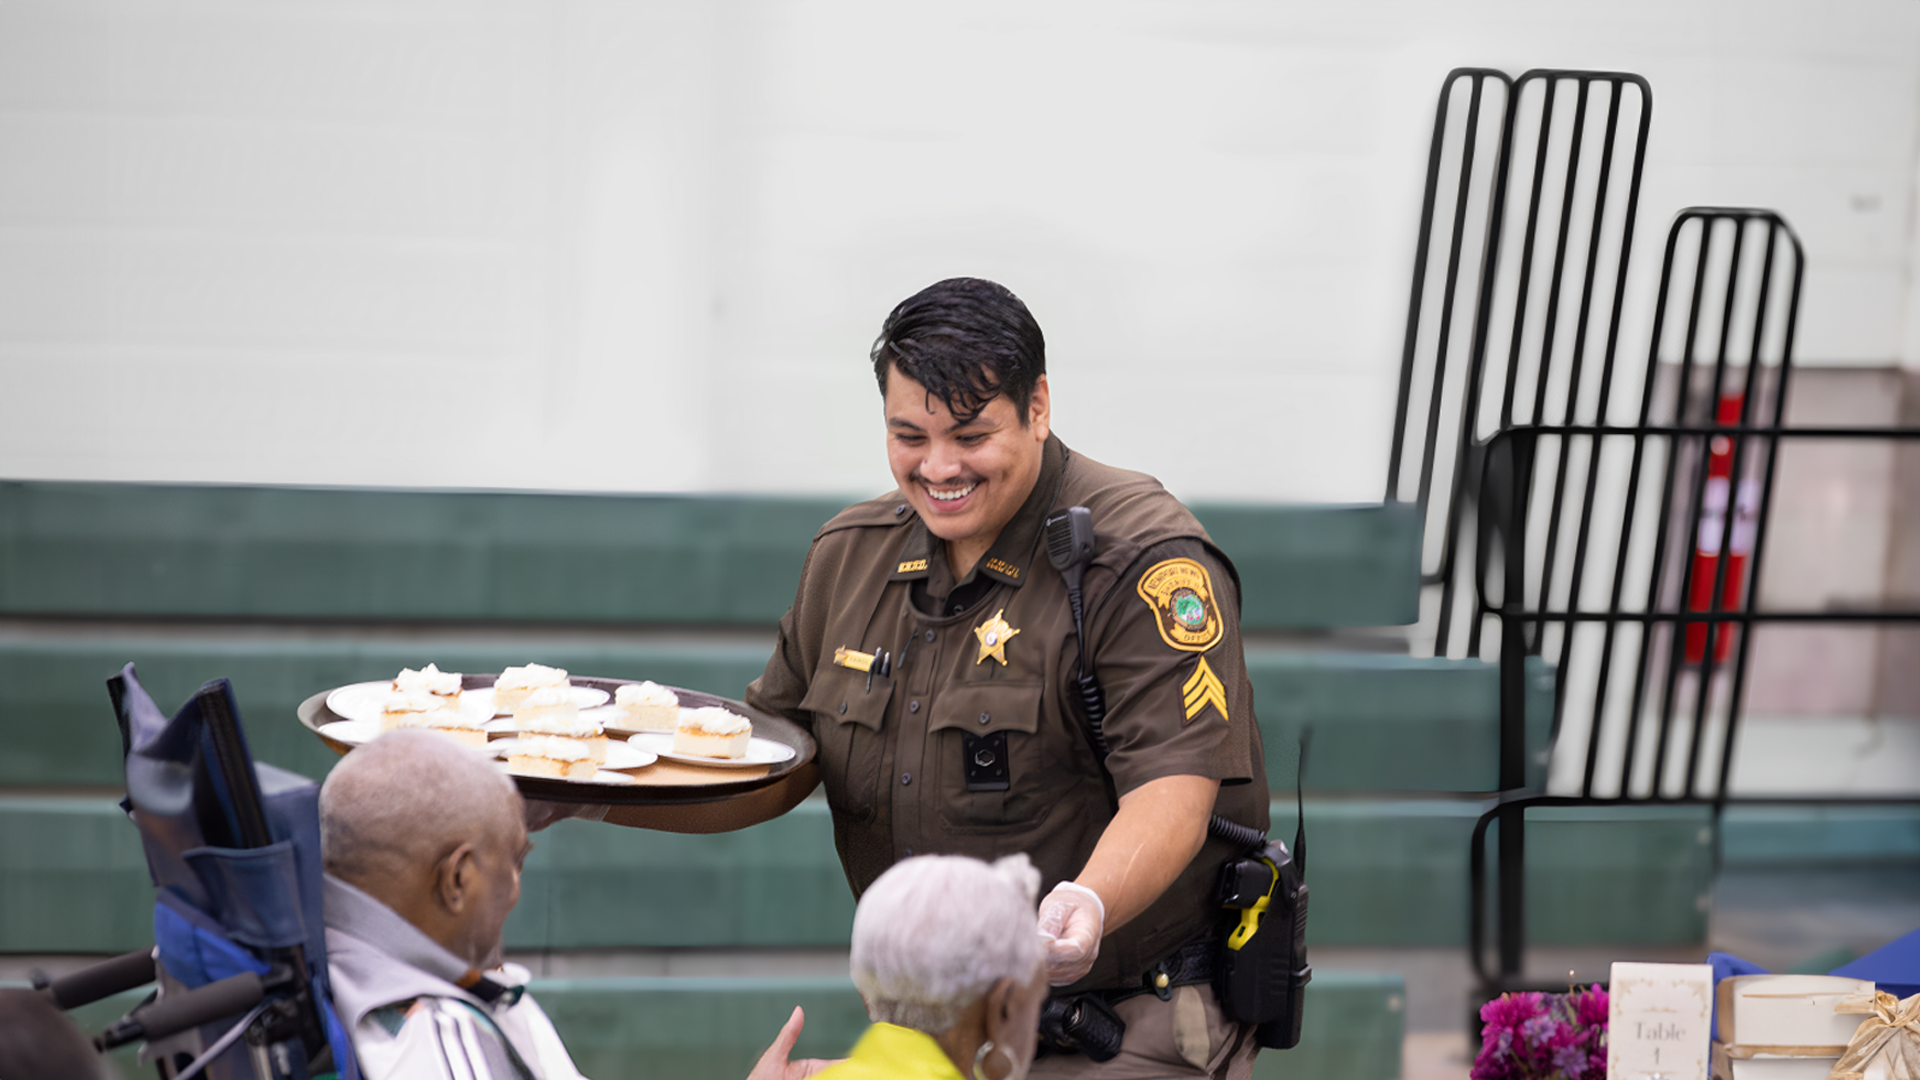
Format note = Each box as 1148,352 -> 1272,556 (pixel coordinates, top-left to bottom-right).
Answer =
1212,733 -> 1311,1050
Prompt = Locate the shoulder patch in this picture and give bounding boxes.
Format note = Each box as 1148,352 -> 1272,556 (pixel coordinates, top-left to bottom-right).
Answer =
1136,557 -> 1224,652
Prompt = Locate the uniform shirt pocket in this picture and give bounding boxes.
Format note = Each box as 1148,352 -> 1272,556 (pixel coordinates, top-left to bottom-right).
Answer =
928,680 -> 1048,832
798,664 -> 893,823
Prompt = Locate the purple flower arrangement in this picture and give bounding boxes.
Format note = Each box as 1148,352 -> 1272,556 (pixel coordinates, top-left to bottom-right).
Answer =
1471,986 -> 1609,1080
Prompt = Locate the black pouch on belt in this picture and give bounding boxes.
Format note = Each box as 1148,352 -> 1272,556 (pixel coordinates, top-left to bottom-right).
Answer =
1035,992 -> 1126,1061
1212,729 -> 1312,1050
1214,836 -> 1311,1049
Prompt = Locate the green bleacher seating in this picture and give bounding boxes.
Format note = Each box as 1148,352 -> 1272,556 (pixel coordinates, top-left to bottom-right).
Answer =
0,633 -> 777,785
0,794 -> 1712,954
0,635 -> 1547,792
0,481 -> 1418,629
0,480 -> 1466,794
0,476 -> 1728,1072
1249,652 -> 1556,792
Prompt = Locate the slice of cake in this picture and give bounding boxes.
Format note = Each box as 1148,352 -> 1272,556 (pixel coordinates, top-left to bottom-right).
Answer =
673,706 -> 752,760
506,736 -> 597,780
419,710 -> 489,750
613,681 -> 679,732
380,689 -> 453,732
492,663 -> 569,714
393,663 -> 462,709
514,686 -> 607,763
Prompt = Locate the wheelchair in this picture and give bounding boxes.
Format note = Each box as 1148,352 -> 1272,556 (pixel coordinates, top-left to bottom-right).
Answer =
30,664 -> 358,1079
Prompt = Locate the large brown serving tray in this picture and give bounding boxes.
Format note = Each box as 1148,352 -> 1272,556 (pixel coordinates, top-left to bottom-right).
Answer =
298,674 -> 818,834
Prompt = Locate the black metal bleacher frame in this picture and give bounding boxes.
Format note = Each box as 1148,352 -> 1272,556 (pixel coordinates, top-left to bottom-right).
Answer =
1464,207 -> 1920,996
1383,67 -> 1920,1003
1386,67 -> 1653,660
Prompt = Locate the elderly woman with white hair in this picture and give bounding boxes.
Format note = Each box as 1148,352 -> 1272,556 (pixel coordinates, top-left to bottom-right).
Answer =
820,854 -> 1051,1080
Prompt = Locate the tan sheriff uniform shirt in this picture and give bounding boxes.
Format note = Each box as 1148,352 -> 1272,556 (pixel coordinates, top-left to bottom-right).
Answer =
747,436 -> 1269,993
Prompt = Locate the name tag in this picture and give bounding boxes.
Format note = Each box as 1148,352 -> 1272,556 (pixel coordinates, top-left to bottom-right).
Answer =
834,647 -> 877,673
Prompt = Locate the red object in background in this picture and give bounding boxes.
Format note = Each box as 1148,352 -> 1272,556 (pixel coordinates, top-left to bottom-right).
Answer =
1685,393 -> 1758,664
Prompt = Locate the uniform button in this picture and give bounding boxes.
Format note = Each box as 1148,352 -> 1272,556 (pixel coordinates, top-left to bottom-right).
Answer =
978,712 -> 990,725
952,605 -> 963,614
894,504 -> 907,516
900,772 -> 912,785
908,700 -> 920,713
838,702 -> 847,714
924,630 -> 935,642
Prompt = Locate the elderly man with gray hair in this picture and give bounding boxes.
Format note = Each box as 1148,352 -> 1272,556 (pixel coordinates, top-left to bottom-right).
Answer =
817,854 -> 1051,1080
321,729 -> 830,1080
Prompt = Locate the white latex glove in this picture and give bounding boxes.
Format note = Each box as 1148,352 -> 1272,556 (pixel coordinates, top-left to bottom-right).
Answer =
1036,881 -> 1106,987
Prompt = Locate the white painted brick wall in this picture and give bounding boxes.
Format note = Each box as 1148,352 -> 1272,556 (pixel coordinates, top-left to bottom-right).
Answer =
2,0 -> 1916,501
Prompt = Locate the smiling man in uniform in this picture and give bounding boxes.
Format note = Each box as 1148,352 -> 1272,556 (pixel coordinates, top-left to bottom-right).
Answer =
747,277 -> 1270,1080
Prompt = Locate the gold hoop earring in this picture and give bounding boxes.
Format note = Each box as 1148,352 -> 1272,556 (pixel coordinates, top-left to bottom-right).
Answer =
973,1040 -> 1001,1080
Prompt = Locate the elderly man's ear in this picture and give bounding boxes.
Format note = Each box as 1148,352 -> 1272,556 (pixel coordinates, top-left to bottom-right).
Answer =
435,843 -> 482,914
421,841 -> 498,968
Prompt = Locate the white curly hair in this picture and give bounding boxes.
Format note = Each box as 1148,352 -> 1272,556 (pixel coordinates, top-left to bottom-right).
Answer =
849,853 -> 1045,1034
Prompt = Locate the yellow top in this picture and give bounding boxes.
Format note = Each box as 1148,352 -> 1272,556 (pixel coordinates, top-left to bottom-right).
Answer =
813,1023 -> 966,1080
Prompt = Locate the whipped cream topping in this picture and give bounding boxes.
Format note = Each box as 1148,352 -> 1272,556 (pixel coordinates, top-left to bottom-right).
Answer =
424,711 -> 482,730
616,681 -> 679,708
395,663 -> 462,696
496,663 -> 569,691
678,706 -> 751,736
514,685 -> 577,715
513,736 -> 592,762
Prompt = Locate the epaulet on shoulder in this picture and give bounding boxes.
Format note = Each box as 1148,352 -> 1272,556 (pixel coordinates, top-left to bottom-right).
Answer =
1066,454 -> 1168,509
816,492 -> 911,539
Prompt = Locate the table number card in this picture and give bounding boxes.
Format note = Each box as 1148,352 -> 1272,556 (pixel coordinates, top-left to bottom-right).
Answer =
1609,961 -> 1714,1080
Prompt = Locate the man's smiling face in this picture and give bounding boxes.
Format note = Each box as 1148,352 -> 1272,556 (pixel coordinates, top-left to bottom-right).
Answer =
883,364 -> 1050,570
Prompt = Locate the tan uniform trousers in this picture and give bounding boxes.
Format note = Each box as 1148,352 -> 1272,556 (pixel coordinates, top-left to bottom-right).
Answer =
1026,984 -> 1260,1080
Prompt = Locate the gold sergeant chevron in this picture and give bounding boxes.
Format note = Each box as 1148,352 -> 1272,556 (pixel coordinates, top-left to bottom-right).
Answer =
1182,656 -> 1228,722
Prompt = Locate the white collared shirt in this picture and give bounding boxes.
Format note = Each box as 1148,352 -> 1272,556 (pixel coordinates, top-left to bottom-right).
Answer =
323,875 -> 587,1080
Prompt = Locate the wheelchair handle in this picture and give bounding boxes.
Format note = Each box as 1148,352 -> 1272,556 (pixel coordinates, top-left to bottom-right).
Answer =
36,948 -> 156,1011
96,971 -> 265,1050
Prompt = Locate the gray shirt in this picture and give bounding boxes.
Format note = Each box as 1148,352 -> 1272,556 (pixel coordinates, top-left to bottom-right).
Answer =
323,875 -> 586,1080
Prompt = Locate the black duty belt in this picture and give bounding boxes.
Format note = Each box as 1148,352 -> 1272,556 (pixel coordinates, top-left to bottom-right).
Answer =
1036,937 -> 1220,1062
1100,937 -> 1216,1005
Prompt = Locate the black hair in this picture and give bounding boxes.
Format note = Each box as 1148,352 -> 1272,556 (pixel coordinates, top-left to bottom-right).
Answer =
870,277 -> 1046,426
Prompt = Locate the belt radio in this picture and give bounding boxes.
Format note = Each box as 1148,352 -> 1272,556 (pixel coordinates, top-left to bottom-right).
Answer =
1209,750 -> 1311,1050
1043,506 -> 1310,1053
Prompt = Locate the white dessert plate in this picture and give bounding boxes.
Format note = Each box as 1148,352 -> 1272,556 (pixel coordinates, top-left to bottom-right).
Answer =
317,719 -> 383,747
498,762 -> 639,786
488,739 -> 656,771
317,720 -> 496,752
468,685 -> 610,717
625,733 -> 795,768
326,681 -> 493,726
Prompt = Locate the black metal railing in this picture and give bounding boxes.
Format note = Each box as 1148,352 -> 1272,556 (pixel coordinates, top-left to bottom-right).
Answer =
1386,67 -> 1920,1011
1461,208 -> 1920,991
1387,68 -> 1652,659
